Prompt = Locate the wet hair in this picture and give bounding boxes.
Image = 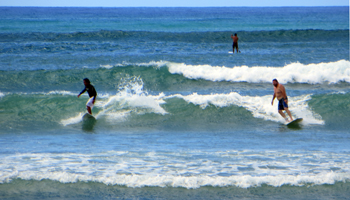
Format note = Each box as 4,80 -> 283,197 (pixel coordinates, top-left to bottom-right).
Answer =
273,79 -> 278,82
234,33 -> 237,36
83,78 -> 90,84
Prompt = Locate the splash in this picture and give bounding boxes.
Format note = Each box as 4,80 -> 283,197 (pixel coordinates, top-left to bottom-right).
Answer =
61,76 -> 167,126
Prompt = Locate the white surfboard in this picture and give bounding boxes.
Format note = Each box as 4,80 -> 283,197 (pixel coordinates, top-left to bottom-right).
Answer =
285,118 -> 303,126
228,51 -> 241,54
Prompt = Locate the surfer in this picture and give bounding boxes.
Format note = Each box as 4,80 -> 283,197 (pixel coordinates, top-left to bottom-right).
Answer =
231,33 -> 240,53
78,78 -> 97,115
271,79 -> 293,122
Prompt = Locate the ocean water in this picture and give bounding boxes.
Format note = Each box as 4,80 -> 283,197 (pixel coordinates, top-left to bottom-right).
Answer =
0,6 -> 349,200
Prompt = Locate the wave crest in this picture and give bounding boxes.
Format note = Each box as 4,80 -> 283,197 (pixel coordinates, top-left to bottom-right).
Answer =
166,60 -> 350,84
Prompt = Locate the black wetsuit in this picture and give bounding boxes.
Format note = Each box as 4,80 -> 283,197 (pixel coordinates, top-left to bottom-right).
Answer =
79,84 -> 97,100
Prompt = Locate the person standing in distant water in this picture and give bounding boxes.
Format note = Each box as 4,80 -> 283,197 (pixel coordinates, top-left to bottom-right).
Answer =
231,33 -> 240,53
78,78 -> 97,115
271,79 -> 293,122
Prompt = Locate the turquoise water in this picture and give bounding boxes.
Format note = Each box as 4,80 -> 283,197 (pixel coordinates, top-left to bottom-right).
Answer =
0,7 -> 349,200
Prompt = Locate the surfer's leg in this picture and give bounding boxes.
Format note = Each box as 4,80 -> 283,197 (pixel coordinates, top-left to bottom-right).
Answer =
282,100 -> 293,121
278,110 -> 288,121
87,106 -> 92,115
86,97 -> 94,115
284,107 -> 293,121
278,99 -> 289,121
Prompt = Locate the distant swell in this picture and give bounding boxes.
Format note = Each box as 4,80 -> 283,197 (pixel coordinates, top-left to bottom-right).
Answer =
0,29 -> 348,43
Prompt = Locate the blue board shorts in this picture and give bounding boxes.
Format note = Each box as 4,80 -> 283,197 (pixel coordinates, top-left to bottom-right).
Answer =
278,98 -> 288,110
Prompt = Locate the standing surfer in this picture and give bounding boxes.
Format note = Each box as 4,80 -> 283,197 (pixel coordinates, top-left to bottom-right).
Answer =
271,79 -> 293,122
78,78 -> 97,115
231,33 -> 240,53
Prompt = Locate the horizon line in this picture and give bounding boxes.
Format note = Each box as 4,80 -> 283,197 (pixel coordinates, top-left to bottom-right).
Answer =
1,5 -> 349,8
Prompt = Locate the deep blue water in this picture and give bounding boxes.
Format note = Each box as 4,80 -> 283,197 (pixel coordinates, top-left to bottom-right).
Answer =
0,7 -> 349,200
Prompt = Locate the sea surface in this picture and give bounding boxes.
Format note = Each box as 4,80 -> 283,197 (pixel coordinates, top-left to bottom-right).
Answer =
0,7 -> 349,200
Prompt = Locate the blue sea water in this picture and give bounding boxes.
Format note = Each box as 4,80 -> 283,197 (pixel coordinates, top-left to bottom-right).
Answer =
0,6 -> 349,199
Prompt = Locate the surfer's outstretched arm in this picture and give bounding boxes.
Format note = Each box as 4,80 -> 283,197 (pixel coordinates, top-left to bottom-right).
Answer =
78,88 -> 87,98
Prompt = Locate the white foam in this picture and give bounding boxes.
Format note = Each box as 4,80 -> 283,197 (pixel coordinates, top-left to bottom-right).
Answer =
99,60 -> 169,69
98,60 -> 350,84
99,94 -> 168,116
167,92 -> 324,124
1,91 -> 77,97
134,60 -> 169,68
1,150 -> 349,188
5,172 -> 348,189
46,90 -> 76,96
166,60 -> 350,84
60,112 -> 84,126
